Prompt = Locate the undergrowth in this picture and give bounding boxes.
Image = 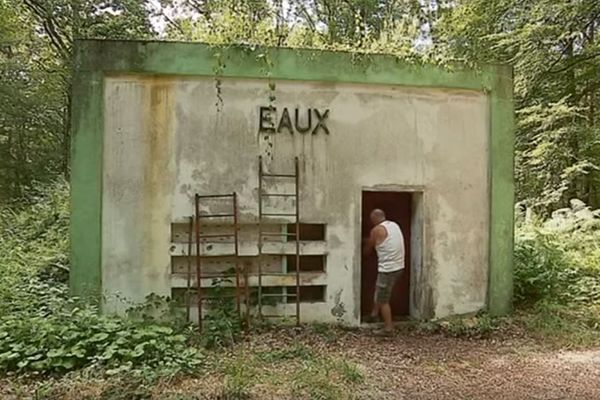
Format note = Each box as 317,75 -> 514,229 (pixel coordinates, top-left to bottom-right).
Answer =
512,222 -> 600,345
0,181 -> 205,379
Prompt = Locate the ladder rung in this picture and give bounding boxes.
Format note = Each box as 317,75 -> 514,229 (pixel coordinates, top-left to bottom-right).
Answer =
195,194 -> 234,199
261,213 -> 296,217
261,233 -> 297,237
261,193 -> 296,197
197,233 -> 235,238
259,272 -> 299,276
262,173 -> 296,178
197,214 -> 235,218
261,293 -> 298,298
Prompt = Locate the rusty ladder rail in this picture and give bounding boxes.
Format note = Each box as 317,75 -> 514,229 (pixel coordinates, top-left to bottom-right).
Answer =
258,156 -> 301,326
190,192 -> 249,332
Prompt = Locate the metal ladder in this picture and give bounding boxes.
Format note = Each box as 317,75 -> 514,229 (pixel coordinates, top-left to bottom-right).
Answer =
257,156 -> 301,326
186,192 -> 249,332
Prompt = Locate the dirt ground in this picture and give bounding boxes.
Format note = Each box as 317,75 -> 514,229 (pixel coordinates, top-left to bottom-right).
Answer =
328,329 -> 600,399
229,327 -> 600,400
2,327 -> 600,399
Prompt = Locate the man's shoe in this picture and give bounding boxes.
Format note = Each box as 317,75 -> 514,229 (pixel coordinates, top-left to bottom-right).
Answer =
364,315 -> 379,323
373,328 -> 394,337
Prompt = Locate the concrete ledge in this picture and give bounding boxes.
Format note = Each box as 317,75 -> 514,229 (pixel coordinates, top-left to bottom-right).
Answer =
170,272 -> 326,287
169,241 -> 328,256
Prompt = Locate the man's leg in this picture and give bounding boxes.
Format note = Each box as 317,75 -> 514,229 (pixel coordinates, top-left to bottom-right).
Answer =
380,303 -> 393,331
370,303 -> 380,318
366,273 -> 384,323
373,270 -> 402,335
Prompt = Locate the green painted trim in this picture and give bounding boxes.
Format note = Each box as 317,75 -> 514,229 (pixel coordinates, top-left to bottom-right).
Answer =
74,40 -> 498,90
70,71 -> 103,299
488,66 -> 515,316
71,40 -> 514,315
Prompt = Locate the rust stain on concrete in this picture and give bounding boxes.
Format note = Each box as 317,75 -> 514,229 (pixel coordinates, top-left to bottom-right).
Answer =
140,78 -> 174,276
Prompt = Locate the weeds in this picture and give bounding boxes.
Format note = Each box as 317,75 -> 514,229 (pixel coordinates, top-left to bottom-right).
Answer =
257,343 -> 313,363
214,343 -> 364,400
222,361 -> 254,399
515,301 -> 600,347
338,360 -> 364,384
310,322 -> 337,342
200,278 -> 243,349
515,225 -> 600,305
512,223 -> 600,345
416,313 -> 501,338
291,372 -> 341,400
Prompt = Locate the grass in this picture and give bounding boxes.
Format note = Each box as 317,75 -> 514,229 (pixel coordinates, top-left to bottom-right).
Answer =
216,343 -> 365,400
310,323 -> 338,343
515,303 -> 600,348
2,341 -> 366,399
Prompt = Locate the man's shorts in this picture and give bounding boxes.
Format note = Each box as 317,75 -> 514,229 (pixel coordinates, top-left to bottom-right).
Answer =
374,269 -> 403,304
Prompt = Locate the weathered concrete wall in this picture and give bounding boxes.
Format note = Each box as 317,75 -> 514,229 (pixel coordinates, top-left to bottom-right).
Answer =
102,75 -> 489,322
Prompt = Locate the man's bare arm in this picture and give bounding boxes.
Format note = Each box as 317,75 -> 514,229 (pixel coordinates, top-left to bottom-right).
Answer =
362,226 -> 385,256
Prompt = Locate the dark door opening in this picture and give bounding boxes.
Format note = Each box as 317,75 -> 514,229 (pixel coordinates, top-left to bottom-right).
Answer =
361,191 -> 411,320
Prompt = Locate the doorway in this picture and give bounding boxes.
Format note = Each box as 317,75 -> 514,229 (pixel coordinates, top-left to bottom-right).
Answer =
361,191 -> 412,320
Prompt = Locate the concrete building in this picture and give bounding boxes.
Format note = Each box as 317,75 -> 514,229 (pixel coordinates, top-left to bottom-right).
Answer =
70,40 -> 514,325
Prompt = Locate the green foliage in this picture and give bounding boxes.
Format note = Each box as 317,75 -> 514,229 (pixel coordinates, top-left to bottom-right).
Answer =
0,183 -> 204,378
126,293 -> 187,329
416,313 -> 500,338
212,342 -> 364,399
290,355 -> 362,400
222,361 -> 253,400
0,286 -> 204,377
512,214 -> 600,346
0,0 -> 67,200
338,360 -> 364,384
160,0 -> 436,59
93,378 -> 154,400
437,0 -> 600,211
0,0 -> 156,200
514,225 -> 600,305
200,278 -> 243,349
257,343 -> 313,363
310,322 -> 337,342
0,180 -> 70,311
518,301 -> 600,346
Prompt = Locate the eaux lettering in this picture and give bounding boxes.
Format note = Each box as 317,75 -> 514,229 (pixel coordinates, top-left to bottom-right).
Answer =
259,107 -> 330,135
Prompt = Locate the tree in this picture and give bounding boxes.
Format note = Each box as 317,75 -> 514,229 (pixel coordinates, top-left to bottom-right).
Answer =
0,0 -> 65,200
0,0 -> 157,199
158,0 -> 435,55
436,0 -> 600,212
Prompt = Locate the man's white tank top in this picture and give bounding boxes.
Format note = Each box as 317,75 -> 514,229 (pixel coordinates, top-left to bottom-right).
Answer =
375,220 -> 405,273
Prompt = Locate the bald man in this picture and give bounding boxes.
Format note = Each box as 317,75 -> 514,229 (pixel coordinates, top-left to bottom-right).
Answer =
363,209 -> 405,335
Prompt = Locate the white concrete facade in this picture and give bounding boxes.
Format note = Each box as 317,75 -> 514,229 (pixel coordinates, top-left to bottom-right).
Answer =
101,75 -> 490,323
